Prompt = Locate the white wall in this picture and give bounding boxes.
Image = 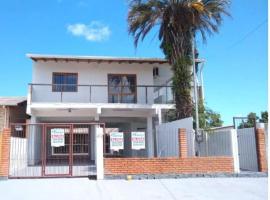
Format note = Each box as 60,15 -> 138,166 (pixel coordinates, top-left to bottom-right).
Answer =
197,130 -> 233,156
32,61 -> 171,104
153,65 -> 199,103
9,137 -> 28,175
197,127 -> 258,172
153,65 -> 173,86
156,117 -> 193,157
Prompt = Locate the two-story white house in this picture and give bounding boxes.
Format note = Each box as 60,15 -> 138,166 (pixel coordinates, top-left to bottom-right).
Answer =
20,54 -> 203,178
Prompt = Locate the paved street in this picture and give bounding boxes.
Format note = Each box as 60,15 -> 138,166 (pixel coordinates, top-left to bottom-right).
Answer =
0,177 -> 267,200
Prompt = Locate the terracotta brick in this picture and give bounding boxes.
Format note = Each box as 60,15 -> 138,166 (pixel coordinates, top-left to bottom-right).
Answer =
178,128 -> 188,158
255,128 -> 268,172
104,157 -> 234,175
0,128 -> 11,178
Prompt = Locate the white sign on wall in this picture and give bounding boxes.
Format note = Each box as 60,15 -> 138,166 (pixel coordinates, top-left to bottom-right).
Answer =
131,132 -> 145,150
51,128 -> 65,147
110,132 -> 124,151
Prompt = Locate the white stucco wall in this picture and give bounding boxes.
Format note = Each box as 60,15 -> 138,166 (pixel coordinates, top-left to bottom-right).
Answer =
153,65 -> 198,103
153,65 -> 173,86
31,61 -> 171,104
156,117 -> 193,157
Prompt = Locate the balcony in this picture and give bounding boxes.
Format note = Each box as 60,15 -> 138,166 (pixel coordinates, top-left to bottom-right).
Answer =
29,84 -> 174,105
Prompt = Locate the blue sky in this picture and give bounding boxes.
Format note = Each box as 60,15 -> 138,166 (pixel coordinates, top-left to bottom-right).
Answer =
0,0 -> 267,125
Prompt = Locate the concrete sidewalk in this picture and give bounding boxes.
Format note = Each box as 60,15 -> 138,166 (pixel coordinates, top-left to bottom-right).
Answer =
0,177 -> 267,200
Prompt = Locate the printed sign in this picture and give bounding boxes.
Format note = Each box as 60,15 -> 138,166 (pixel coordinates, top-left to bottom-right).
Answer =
51,128 -> 65,147
131,132 -> 145,150
110,132 -> 124,151
15,125 -> 23,131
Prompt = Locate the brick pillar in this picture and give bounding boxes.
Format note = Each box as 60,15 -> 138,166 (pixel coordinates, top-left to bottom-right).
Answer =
0,128 -> 11,179
255,128 -> 267,172
178,128 -> 187,158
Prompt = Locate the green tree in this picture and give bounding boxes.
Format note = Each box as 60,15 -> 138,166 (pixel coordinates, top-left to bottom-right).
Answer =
166,100 -> 223,129
128,0 -> 230,119
260,111 -> 268,123
238,112 -> 258,128
195,100 -> 223,129
204,108 -> 223,128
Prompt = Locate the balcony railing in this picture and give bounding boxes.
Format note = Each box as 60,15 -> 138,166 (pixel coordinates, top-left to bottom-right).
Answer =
29,83 -> 175,104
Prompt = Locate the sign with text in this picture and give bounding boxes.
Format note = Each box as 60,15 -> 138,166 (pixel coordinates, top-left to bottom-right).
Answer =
110,132 -> 124,151
51,128 -> 65,147
131,132 -> 145,150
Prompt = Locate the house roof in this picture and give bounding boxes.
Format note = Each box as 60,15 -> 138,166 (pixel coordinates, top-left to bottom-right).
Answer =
27,54 -> 205,64
0,97 -> 27,106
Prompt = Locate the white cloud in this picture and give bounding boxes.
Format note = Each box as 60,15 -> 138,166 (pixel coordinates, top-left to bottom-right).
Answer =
67,21 -> 111,42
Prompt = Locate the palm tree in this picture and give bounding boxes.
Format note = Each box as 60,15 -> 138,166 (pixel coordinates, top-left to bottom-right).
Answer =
128,0 -> 230,119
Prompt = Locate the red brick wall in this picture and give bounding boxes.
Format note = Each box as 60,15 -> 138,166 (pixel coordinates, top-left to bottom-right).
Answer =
104,157 -> 234,175
0,128 -> 11,177
179,129 -> 187,158
255,128 -> 267,172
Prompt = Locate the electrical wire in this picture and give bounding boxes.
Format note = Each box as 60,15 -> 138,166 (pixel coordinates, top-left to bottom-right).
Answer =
227,18 -> 267,50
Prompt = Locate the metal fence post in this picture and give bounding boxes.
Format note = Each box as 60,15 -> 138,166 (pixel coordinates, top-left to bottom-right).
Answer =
96,126 -> 104,180
231,129 -> 240,173
145,86 -> 148,104
60,85 -> 63,102
89,86 -> 92,102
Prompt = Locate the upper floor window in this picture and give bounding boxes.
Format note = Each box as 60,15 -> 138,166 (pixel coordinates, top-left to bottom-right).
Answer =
52,72 -> 78,92
108,74 -> 137,103
153,67 -> 159,77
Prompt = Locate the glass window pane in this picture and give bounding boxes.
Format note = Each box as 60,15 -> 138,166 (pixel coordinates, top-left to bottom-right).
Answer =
122,85 -> 136,93
108,75 -> 121,86
108,94 -> 120,103
108,74 -> 136,103
121,95 -> 135,103
109,86 -> 121,94
121,75 -> 136,86
52,73 -> 77,92
108,75 -> 122,94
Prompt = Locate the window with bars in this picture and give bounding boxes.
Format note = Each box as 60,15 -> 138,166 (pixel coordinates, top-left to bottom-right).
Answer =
52,72 -> 78,92
108,74 -> 137,103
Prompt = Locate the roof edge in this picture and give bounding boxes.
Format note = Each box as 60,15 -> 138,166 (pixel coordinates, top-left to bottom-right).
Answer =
26,53 -> 205,64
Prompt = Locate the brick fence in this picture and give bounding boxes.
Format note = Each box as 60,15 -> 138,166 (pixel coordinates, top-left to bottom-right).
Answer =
255,128 -> 268,172
0,127 -> 267,179
104,128 -> 234,175
104,157 -> 234,175
0,128 -> 11,178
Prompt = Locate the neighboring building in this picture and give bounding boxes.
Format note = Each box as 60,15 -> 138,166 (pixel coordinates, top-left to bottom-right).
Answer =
0,97 -> 28,133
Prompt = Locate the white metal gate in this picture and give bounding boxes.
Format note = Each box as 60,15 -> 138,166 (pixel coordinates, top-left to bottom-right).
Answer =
156,118 -> 194,157
237,128 -> 258,171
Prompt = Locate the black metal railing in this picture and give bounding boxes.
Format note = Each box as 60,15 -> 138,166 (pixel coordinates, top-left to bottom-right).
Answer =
29,83 -> 175,104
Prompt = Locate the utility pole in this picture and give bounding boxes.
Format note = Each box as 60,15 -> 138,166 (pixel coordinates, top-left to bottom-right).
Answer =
192,38 -> 199,148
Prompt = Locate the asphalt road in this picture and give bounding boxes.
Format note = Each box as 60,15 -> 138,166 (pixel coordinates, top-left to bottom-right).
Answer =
0,177 -> 267,200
